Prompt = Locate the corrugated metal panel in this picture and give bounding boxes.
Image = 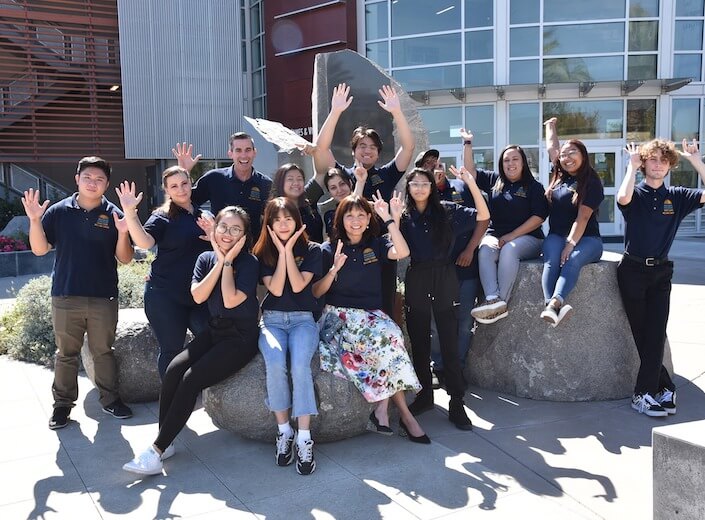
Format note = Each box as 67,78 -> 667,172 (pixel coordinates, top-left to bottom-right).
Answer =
118,0 -> 243,160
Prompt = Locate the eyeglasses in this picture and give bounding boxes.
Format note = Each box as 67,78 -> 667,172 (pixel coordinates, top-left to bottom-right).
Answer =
558,150 -> 580,160
215,223 -> 244,236
408,181 -> 432,188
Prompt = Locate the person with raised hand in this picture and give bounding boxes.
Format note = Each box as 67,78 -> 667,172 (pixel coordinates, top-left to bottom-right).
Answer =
252,197 -> 322,475
123,206 -> 260,476
269,163 -> 325,243
314,192 -> 430,444
321,164 -> 367,238
618,139 -> 705,418
115,166 -> 211,378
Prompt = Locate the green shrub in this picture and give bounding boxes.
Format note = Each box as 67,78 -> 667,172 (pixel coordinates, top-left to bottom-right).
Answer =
0,254 -> 153,366
0,191 -> 24,231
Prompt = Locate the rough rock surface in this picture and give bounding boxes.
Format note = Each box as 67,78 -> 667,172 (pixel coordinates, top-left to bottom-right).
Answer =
466,252 -> 673,401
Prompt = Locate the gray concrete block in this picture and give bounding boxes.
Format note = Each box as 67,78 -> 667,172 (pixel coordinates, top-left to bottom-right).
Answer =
467,253 -> 673,401
653,420 -> 705,520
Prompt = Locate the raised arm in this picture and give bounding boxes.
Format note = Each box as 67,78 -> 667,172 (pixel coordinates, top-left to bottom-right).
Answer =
115,181 -> 156,249
311,84 -> 353,176
680,139 -> 705,203
378,85 -> 414,171
283,227 -> 314,293
618,142 -> 641,206
352,165 -> 368,197
172,142 -> 201,173
219,236 -> 249,308
113,213 -> 135,265
452,165 -> 490,223
372,190 -> 409,260
21,189 -> 52,256
460,128 -> 477,178
544,117 -> 560,163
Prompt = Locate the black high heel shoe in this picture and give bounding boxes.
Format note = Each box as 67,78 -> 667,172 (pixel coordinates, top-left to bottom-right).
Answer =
398,418 -> 431,444
367,412 -> 394,436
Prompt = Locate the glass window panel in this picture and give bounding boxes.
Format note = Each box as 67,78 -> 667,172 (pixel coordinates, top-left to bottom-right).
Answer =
590,152 -> 616,187
676,0 -> 704,17
630,0 -> 660,17
597,196 -> 615,223
543,56 -> 624,82
628,54 -> 658,80
252,70 -> 263,96
419,107 -> 463,146
366,42 -> 389,69
542,100 -> 624,140
626,99 -> 657,141
465,105 -> 494,147
672,159 -> 700,187
392,0 -> 461,36
253,97 -> 264,119
393,65 -> 462,91
674,53 -> 702,80
250,3 -> 261,35
510,59 -> 539,84
241,42 -> 247,73
510,0 -> 539,24
471,149 -> 495,172
675,20 -> 704,51
671,98 -> 700,142
544,0 -> 625,22
392,34 -> 461,67
365,2 -> 388,40
466,30 -> 493,60
465,0 -> 493,28
509,103 -> 540,145
522,147 -> 540,178
629,21 -> 658,51
511,27 -> 540,57
251,37 -> 262,68
543,23 -> 625,55
466,62 -> 494,86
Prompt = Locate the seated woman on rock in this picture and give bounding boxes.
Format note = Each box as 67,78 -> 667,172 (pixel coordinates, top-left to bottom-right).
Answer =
123,206 -> 260,476
321,166 -> 366,238
313,194 -> 430,444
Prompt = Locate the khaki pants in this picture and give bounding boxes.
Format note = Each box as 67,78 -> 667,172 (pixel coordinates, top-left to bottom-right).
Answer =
51,296 -> 119,408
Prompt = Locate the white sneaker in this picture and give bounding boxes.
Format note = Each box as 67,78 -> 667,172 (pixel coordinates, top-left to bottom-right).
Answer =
296,440 -> 316,475
123,446 -> 164,476
471,298 -> 507,320
161,443 -> 175,460
540,305 -> 559,326
631,393 -> 668,417
553,304 -> 573,327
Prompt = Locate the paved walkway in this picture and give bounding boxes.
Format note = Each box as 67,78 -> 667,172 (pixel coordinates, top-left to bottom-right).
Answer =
0,239 -> 703,519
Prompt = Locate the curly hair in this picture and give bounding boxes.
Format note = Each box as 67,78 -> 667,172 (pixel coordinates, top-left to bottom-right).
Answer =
639,139 -> 680,169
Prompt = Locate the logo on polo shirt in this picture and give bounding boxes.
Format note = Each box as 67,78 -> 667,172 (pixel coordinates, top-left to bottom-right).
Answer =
295,256 -> 304,267
451,190 -> 463,203
94,214 -> 111,229
663,199 -> 674,215
362,247 -> 378,265
249,186 -> 261,202
514,187 -> 527,198
370,174 -> 384,186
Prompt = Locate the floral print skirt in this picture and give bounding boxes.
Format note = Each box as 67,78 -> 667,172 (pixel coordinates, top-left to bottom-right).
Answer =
318,305 -> 421,403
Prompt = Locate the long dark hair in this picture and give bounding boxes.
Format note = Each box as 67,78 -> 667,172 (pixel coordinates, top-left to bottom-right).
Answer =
494,145 -> 533,194
404,168 -> 452,252
253,197 -> 309,268
548,139 -> 599,207
332,195 -> 379,244
270,163 -> 308,207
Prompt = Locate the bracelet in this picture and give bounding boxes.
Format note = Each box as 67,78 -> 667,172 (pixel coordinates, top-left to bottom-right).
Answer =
384,218 -> 395,226
463,140 -> 473,146
566,238 -> 577,247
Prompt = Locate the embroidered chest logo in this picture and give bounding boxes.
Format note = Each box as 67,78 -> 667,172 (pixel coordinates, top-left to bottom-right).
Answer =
514,187 -> 527,198
370,174 -> 384,186
451,190 -> 463,203
662,198 -> 674,215
362,247 -> 378,265
295,256 -> 304,268
94,214 -> 110,229
249,186 -> 261,202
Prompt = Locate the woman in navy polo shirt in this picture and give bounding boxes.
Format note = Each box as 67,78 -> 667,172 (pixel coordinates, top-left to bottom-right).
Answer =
116,167 -> 211,378
400,167 -> 490,431
253,197 -> 321,475
541,118 -> 605,327
313,194 -> 430,444
123,206 -> 260,476
465,142 -> 550,324
270,163 -> 324,243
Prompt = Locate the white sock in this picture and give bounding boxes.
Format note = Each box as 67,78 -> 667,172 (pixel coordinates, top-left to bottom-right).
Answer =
486,295 -> 498,301
297,429 -> 311,446
277,422 -> 293,437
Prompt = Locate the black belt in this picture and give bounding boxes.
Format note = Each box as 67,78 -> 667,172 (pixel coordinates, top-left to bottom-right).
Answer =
623,251 -> 670,267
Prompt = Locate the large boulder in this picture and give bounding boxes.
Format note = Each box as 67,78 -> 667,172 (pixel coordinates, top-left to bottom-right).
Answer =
466,252 -> 673,401
203,354 -> 374,443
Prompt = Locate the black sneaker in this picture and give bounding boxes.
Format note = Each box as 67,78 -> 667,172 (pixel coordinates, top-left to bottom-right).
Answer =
448,398 -> 473,431
296,440 -> 316,475
275,432 -> 295,466
655,389 -> 677,415
102,399 -> 133,419
631,393 -> 668,417
408,394 -> 434,416
49,406 -> 71,430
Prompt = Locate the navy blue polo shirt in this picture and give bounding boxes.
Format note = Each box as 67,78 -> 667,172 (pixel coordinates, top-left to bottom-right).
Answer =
475,169 -> 549,239
41,194 -> 123,298
260,242 -> 322,312
192,251 -> 259,321
336,159 -> 404,201
144,207 -> 211,305
619,182 -> 704,258
301,177 -> 324,243
548,175 -> 604,237
438,178 -> 474,207
191,166 -> 272,241
321,237 -> 392,310
400,201 -> 478,263
323,208 -> 336,237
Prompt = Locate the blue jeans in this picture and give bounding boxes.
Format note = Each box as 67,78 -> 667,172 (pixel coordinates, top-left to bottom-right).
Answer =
258,310 -> 319,418
144,283 -> 209,379
431,277 -> 479,370
541,234 -> 603,304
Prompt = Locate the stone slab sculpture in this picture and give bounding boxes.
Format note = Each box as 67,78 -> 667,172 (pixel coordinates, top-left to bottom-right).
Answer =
466,252 -> 674,401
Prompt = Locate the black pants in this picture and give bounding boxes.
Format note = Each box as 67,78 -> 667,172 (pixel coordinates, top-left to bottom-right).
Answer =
154,320 -> 258,452
381,259 -> 398,319
405,262 -> 465,399
617,259 -> 675,396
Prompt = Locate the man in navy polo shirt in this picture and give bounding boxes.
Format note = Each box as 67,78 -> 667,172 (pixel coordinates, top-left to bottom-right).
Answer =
22,156 -> 135,430
173,133 -> 273,241
619,139 -> 705,417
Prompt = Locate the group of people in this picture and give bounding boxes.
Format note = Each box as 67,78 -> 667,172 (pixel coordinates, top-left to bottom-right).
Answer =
23,83 -> 705,480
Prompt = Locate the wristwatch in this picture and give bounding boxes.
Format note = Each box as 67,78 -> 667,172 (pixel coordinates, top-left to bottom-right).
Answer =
223,261 -> 232,267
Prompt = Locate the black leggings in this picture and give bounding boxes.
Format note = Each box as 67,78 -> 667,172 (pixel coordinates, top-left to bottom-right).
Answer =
154,321 -> 258,452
